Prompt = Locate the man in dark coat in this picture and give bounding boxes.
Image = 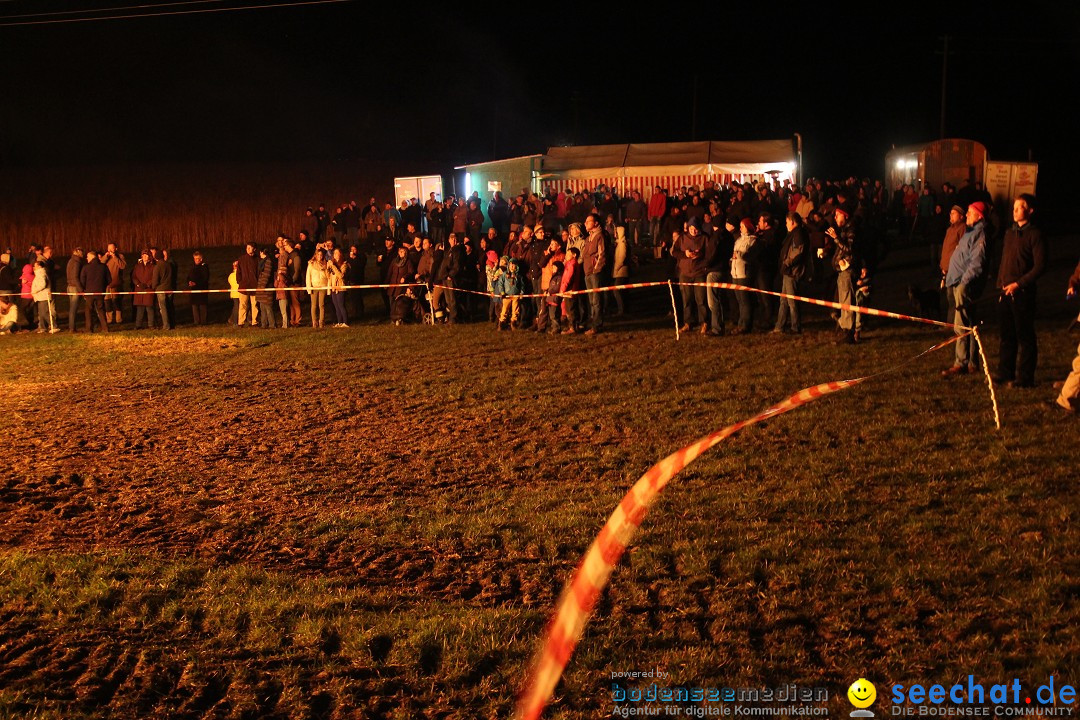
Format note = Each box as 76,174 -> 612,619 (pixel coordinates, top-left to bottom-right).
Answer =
466,200 -> 485,245
301,208 -> 318,241
79,250 -> 110,333
132,249 -> 157,329
827,207 -> 860,344
435,233 -> 465,324
774,212 -> 810,334
995,194 -> 1046,387
281,237 -> 303,327
704,219 -> 733,336
345,245 -> 367,320
754,213 -> 781,330
187,251 -> 210,325
151,248 -> 174,330
66,247 -> 85,332
255,247 -> 276,328
673,217 -> 709,333
103,243 -> 127,324
487,191 -> 510,238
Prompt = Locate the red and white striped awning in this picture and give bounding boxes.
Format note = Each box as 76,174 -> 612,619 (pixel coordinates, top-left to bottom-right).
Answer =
543,173 -> 775,197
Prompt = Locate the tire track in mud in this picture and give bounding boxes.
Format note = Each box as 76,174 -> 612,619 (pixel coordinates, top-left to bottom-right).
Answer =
0,613 -> 515,719
0,368 -> 575,605
0,347 -> 631,718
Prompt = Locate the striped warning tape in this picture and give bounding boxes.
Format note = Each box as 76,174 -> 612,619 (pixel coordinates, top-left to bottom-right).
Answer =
428,280 -> 671,301
50,279 -> 967,332
684,281 -> 964,330
430,280 -> 969,331
513,332 -> 969,720
53,282 -> 427,297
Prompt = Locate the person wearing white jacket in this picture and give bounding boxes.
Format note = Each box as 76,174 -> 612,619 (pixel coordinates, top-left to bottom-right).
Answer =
31,262 -> 58,333
306,248 -> 330,328
729,219 -> 758,334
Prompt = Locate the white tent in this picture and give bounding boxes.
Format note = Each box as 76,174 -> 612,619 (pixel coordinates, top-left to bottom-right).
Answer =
540,139 -> 797,196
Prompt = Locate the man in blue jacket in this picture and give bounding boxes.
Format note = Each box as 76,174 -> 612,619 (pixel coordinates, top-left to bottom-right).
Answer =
941,202 -> 988,376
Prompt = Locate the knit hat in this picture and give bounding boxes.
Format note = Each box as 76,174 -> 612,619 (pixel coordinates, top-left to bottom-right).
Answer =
486,250 -> 498,266
834,206 -> 850,219
951,205 -> 964,215
687,216 -> 703,230
968,201 -> 987,218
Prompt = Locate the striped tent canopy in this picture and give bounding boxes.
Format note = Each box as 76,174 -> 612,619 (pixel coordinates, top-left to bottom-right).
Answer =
540,139 -> 797,196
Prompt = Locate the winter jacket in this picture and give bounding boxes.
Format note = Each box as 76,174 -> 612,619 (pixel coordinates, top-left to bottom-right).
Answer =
673,231 -> 707,278
132,259 -> 156,307
494,261 -> 525,296
105,251 -> 126,291
66,255 -> 85,293
306,261 -> 330,293
582,228 -> 606,276
939,219 -> 967,276
20,264 -> 34,300
648,191 -> 667,220
327,259 -> 347,294
730,231 -> 758,281
546,267 -> 564,306
945,220 -> 987,288
997,222 -> 1046,290
188,262 -> 210,305
779,226 -> 809,281
442,244 -> 466,283
237,253 -> 259,295
151,258 -> 174,293
31,266 -> 51,302
560,256 -> 584,294
80,259 -> 110,295
830,224 -> 858,273
255,258 -> 274,305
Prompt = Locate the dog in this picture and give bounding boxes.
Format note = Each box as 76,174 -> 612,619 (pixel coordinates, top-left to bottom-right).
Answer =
908,284 -> 942,320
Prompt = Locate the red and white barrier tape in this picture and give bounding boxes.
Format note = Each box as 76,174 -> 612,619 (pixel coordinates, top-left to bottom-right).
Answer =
683,281 -> 966,330
53,282 -> 426,297
514,332 -> 969,720
50,280 -> 968,333
430,280 -> 969,332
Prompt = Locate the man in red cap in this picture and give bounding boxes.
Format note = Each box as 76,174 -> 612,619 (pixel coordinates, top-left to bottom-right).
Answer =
941,202 -> 988,375
995,194 -> 1045,387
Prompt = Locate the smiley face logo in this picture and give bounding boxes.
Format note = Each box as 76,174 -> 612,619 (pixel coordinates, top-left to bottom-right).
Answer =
847,678 -> 877,709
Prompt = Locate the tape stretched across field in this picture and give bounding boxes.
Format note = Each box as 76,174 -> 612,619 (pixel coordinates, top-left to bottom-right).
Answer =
64,279 -> 967,332
514,333 -> 968,720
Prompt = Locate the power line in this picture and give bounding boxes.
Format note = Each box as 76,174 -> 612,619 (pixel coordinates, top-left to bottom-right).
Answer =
0,0 -> 229,21
0,0 -> 351,27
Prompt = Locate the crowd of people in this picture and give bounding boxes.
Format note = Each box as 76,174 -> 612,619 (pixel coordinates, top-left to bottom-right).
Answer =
0,179 -> 1076,414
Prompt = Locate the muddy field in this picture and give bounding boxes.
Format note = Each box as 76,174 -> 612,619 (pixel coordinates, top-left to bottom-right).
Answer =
2,247 -> 1079,719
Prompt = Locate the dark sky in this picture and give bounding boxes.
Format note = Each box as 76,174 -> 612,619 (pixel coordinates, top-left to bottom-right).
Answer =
3,2 -> 1080,181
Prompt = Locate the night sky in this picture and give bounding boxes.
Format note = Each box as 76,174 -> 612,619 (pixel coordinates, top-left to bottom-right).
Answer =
3,2 -> 1080,187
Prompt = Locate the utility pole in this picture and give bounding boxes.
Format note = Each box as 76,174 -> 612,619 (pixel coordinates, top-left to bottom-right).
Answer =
572,90 -> 580,145
691,74 -> 699,141
938,35 -> 950,139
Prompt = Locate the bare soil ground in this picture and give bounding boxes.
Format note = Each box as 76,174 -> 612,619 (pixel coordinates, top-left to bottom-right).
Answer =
1,239 -> 1078,719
